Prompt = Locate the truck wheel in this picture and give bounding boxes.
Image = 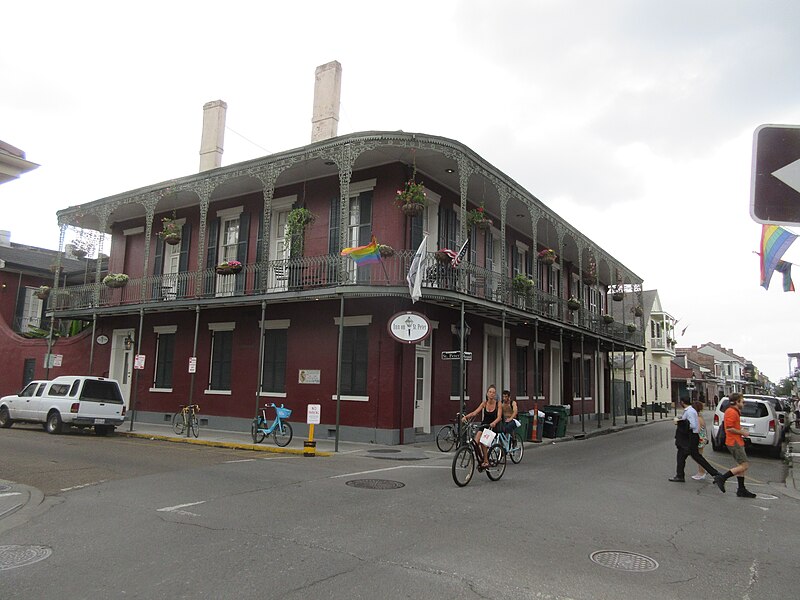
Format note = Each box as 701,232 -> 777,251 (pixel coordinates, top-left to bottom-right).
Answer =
46,411 -> 63,434
0,406 -> 13,428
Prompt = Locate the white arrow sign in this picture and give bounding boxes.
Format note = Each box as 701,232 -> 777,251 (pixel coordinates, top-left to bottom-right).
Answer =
772,158 -> 800,194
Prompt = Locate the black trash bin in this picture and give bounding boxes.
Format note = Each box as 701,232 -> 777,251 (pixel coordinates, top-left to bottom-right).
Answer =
542,405 -> 569,438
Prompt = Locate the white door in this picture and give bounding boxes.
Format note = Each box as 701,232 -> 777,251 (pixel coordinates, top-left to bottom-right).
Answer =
109,329 -> 134,409
550,343 -> 562,405
270,208 -> 290,291
163,240 -> 181,300
413,340 -> 432,432
216,215 -> 239,297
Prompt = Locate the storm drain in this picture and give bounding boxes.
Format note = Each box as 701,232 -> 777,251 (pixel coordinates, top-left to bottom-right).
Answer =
0,546 -> 52,571
590,550 -> 658,572
345,479 -> 405,490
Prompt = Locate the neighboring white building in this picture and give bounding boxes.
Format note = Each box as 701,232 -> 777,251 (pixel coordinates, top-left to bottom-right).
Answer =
697,343 -> 746,396
610,290 -> 675,414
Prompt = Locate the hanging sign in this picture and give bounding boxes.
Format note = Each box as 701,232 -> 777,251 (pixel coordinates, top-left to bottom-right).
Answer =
134,354 -> 146,370
387,311 -> 432,344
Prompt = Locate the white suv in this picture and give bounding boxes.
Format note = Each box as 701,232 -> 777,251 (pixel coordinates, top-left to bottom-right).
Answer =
711,396 -> 783,458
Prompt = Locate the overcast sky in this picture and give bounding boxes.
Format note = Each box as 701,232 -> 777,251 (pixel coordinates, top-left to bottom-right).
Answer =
3,1 -> 799,382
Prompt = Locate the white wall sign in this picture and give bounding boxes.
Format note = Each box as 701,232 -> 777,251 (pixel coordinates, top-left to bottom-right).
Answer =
307,404 -> 321,424
96,335 -> 109,345
299,369 -> 320,384
188,356 -> 197,373
387,311 -> 432,344
134,354 -> 146,370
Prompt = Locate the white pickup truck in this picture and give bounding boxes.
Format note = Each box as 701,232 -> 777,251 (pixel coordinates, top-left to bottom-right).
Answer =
0,376 -> 126,435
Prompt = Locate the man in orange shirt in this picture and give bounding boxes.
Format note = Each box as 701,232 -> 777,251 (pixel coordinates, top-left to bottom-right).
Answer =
714,393 -> 757,498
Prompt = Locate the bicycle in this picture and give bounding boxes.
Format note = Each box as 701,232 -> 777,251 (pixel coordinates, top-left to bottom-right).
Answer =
492,427 -> 524,464
173,404 -> 200,438
436,413 -> 474,452
251,403 -> 293,447
451,430 -> 507,487
788,407 -> 800,435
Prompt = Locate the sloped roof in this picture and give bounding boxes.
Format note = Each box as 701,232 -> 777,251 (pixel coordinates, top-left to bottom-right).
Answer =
0,243 -> 85,276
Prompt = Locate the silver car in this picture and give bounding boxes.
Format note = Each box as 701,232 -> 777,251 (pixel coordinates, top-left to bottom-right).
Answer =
711,396 -> 783,458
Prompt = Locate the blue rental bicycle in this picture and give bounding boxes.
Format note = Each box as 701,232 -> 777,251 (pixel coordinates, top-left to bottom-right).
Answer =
251,403 -> 293,447
492,428 -> 524,464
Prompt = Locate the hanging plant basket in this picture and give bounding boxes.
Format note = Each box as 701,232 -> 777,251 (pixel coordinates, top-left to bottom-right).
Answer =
567,298 -> 581,311
540,254 -> 555,265
582,274 -> 597,285
163,233 -> 181,245
473,218 -> 492,230
34,286 -> 51,300
634,306 -> 643,317
627,323 -> 637,333
216,261 -> 243,275
401,202 -> 425,217
602,314 -> 614,324
511,275 -> 534,296
103,273 -> 129,288
612,291 -> 624,301
378,245 -> 395,258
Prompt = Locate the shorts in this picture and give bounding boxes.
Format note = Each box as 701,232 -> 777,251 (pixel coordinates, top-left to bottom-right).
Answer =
729,444 -> 748,464
499,420 -> 517,434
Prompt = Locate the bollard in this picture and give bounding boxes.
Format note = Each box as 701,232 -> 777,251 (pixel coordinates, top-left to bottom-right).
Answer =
303,440 -> 317,457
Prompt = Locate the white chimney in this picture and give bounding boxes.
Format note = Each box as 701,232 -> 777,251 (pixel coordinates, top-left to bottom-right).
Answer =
199,100 -> 227,172
311,61 -> 342,142
0,230 -> 10,248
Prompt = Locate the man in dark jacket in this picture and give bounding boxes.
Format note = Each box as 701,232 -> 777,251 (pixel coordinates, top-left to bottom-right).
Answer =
669,397 -> 724,488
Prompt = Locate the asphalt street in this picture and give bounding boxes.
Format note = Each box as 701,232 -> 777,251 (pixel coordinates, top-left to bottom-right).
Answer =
0,420 -> 797,599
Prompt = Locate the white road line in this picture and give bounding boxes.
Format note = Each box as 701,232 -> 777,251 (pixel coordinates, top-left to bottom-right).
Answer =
60,480 -> 107,492
157,501 -> 206,513
224,459 -> 255,463
0,492 -> 22,497
330,465 -> 449,479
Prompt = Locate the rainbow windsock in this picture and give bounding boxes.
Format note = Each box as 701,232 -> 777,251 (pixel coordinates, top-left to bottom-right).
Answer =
341,235 -> 381,265
760,225 -> 797,289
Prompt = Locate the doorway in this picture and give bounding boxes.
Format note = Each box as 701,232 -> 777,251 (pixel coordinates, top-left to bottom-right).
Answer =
109,329 -> 134,408
413,339 -> 432,433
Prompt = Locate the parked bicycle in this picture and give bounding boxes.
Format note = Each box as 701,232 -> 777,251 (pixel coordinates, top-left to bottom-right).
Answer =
251,403 -> 293,447
451,432 -> 507,487
492,428 -> 524,464
436,412 -> 474,452
788,406 -> 800,435
173,404 -> 200,438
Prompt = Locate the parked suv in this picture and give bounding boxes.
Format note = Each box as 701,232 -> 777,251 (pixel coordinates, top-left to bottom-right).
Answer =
711,395 -> 783,458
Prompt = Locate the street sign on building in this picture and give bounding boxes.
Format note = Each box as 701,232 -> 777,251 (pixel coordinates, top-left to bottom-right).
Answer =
751,124 -> 800,225
441,351 -> 472,361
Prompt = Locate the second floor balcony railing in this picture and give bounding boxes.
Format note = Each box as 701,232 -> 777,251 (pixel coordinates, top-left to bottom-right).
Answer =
45,251 -> 643,346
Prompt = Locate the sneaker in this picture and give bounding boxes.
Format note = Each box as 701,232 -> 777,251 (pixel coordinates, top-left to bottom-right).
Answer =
714,474 -> 727,493
668,477 -> 685,482
691,474 -> 706,481
737,489 -> 757,498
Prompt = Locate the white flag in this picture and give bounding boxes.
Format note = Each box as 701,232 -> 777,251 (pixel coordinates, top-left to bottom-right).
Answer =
407,235 -> 427,303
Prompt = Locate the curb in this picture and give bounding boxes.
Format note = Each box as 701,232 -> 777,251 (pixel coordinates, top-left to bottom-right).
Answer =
117,431 -> 332,457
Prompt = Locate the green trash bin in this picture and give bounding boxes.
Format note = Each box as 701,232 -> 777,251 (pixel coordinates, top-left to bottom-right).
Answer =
517,413 -> 531,440
542,405 -> 570,438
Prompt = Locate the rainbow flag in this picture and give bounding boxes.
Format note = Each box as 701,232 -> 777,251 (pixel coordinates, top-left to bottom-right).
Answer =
341,235 -> 381,265
760,225 -> 797,289
775,260 -> 795,292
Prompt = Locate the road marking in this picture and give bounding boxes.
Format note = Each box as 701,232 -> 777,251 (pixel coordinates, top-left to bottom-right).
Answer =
157,501 -> 205,513
0,492 -> 22,498
60,480 -> 107,492
224,459 -> 255,463
330,465 -> 449,479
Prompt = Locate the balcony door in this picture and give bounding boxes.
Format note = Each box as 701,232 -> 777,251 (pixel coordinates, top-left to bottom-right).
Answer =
216,212 -> 240,297
270,196 -> 295,292
162,234 -> 182,301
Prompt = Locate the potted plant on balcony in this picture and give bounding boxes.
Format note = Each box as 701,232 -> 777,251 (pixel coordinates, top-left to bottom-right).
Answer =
285,207 -> 316,254
158,213 -> 182,245
511,274 -> 534,297
612,288 -> 624,302
216,259 -> 243,275
538,248 -> 557,265
395,178 -> 427,216
34,285 -> 51,300
633,305 -> 643,317
378,244 -> 395,258
103,273 -> 129,288
602,314 -> 614,324
567,296 -> 581,311
627,323 -> 637,333
467,204 -> 492,230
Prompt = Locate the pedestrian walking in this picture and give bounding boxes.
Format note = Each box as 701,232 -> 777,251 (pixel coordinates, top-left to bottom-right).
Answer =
691,400 -> 710,480
669,397 -> 723,486
714,393 -> 757,498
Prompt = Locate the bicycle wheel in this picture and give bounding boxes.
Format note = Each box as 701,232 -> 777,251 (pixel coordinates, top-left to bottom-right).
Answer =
436,425 -> 457,452
486,445 -> 507,481
509,431 -> 524,464
189,412 -> 199,438
251,419 -> 266,444
451,445 -> 475,487
172,412 -> 185,435
273,421 -> 293,447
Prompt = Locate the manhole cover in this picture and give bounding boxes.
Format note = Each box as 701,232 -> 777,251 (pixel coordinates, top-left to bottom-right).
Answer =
756,493 -> 778,500
0,545 -> 52,571
345,479 -> 405,490
368,449 -> 401,454
590,550 -> 658,572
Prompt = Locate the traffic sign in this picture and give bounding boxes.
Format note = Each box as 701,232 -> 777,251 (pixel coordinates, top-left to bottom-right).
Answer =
751,124 -> 800,225
441,351 -> 472,361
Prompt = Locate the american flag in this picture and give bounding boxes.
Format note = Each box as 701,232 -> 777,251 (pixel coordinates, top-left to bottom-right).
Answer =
451,239 -> 469,267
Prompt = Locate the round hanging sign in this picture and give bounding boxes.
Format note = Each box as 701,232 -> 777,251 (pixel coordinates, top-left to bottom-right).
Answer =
96,335 -> 109,345
387,311 -> 431,344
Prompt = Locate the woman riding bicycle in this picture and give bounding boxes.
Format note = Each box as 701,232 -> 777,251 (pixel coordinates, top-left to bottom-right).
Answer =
463,384 -> 502,469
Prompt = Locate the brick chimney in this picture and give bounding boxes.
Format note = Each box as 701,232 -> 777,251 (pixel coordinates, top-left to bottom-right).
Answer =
199,100 -> 227,172
311,61 -> 342,142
